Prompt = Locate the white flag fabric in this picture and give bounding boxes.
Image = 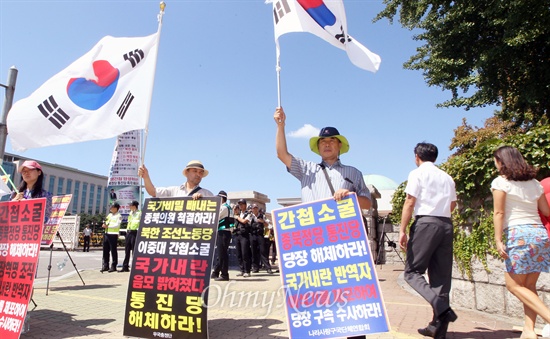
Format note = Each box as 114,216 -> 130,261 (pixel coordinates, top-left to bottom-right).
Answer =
0,175 -> 12,197
270,0 -> 381,72
8,33 -> 159,151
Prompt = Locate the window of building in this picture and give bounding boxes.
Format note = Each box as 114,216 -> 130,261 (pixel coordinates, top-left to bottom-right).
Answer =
73,181 -> 80,214
49,176 -> 56,193
88,184 -> 95,214
96,185 -> 102,214
66,179 -> 72,194
81,183 -> 88,215
57,178 -> 64,196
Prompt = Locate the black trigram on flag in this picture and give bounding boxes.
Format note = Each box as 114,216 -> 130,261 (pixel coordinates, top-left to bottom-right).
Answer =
123,49 -> 145,68
273,0 -> 291,24
38,95 -> 70,129
117,91 -> 134,119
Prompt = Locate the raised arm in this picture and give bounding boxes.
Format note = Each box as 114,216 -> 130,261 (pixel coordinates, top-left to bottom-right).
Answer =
274,107 -> 292,168
138,164 -> 157,197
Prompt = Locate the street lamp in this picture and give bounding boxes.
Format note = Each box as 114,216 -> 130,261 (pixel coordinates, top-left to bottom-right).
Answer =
0,66 -> 18,162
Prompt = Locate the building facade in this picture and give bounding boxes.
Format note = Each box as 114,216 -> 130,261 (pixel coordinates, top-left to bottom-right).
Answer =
3,153 -> 109,215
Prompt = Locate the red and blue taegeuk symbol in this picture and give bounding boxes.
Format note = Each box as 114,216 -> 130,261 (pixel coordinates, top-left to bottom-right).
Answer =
297,0 -> 336,28
66,60 -> 120,110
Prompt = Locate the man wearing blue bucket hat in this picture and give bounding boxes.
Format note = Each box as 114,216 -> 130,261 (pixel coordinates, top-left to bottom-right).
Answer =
274,107 -> 371,210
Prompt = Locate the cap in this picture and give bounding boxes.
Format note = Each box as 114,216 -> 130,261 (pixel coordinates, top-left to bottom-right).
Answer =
183,160 -> 209,177
309,127 -> 349,156
252,204 -> 259,209
110,202 -> 121,209
130,201 -> 139,207
19,160 -> 42,173
237,199 -> 247,205
218,190 -> 227,198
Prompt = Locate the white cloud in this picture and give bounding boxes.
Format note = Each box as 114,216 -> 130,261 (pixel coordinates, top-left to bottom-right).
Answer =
288,124 -> 319,139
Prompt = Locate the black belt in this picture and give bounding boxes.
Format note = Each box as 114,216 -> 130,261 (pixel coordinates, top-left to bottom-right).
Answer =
415,215 -> 451,221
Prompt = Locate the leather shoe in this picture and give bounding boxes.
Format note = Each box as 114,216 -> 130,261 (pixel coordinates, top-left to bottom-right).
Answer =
214,277 -> 229,281
434,309 -> 457,339
417,323 -> 436,337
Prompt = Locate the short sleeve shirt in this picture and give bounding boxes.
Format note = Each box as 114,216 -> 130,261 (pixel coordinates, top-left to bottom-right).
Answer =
405,162 -> 456,218
288,156 -> 371,203
155,184 -> 214,198
491,176 -> 543,228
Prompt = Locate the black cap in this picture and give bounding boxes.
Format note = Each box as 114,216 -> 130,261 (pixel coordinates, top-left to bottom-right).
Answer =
130,201 -> 139,207
218,190 -> 227,198
237,198 -> 247,205
111,202 -> 120,209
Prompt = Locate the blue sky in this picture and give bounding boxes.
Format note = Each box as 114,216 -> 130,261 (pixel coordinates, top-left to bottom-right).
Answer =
0,0 -> 494,212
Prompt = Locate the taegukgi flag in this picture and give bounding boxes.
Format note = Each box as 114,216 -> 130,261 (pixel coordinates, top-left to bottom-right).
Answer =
269,0 -> 381,72
8,33 -> 159,151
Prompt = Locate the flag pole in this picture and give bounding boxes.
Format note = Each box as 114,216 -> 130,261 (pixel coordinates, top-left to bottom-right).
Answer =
141,1 -> 165,164
276,46 -> 282,107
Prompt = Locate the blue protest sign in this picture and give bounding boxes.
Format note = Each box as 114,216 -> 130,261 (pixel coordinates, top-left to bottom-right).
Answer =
272,193 -> 390,338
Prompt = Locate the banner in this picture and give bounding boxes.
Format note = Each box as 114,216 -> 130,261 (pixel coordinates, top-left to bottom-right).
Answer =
108,130 -> 141,187
123,196 -> 221,339
272,194 -> 389,338
8,32 -> 159,151
41,195 -> 73,246
0,199 -> 46,339
108,129 -> 141,219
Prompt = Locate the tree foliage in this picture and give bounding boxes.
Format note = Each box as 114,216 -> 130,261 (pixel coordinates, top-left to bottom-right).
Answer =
78,213 -> 106,232
375,0 -> 550,127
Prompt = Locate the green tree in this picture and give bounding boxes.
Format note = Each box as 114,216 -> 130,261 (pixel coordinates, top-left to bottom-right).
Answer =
375,0 -> 550,127
78,213 -> 106,232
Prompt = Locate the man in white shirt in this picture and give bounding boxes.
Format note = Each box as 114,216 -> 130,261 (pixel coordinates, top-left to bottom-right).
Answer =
138,160 -> 213,199
399,143 -> 457,339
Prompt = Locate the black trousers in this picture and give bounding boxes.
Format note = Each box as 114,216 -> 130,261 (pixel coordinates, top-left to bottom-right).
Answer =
83,235 -> 90,252
234,233 -> 251,273
404,216 -> 454,318
102,234 -> 118,268
250,234 -> 272,271
122,230 -> 137,269
212,230 -> 232,278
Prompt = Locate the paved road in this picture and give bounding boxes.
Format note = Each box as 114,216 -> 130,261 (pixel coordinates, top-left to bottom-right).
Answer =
21,248 -> 533,339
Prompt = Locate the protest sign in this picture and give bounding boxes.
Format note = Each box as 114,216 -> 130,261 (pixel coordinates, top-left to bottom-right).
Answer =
41,195 -> 72,246
272,193 -> 390,338
0,199 -> 46,339
123,196 -> 220,339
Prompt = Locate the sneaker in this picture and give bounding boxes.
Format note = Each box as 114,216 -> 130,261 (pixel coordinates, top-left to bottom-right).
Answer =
542,324 -> 550,337
243,273 -> 250,277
